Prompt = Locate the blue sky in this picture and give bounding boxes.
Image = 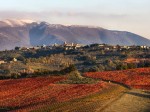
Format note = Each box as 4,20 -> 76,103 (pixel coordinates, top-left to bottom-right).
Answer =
0,0 -> 150,39
1,0 -> 149,13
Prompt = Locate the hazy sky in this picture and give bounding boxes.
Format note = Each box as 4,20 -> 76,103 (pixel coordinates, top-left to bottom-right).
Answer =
0,0 -> 150,39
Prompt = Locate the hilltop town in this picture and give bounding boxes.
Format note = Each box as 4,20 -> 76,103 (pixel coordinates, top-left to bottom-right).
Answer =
14,42 -> 150,51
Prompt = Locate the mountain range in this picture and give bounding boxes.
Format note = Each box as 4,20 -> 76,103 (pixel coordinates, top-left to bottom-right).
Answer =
0,19 -> 150,50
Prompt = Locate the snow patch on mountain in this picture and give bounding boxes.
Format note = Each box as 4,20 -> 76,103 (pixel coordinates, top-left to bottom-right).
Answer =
1,19 -> 35,27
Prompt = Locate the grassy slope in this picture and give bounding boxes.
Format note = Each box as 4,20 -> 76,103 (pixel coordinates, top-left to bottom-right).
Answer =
102,89 -> 150,112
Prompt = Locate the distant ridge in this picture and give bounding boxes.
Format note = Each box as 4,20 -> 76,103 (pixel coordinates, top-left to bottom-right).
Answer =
0,19 -> 150,50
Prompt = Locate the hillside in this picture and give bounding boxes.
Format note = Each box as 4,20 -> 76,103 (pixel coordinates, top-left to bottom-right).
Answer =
0,68 -> 150,112
85,68 -> 150,90
0,76 -> 112,111
0,19 -> 150,50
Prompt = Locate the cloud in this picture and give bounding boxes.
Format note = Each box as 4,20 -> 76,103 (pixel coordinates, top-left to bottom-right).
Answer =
0,11 -> 39,20
0,10 -> 129,20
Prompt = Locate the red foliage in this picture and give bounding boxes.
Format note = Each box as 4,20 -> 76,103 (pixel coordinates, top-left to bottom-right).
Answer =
0,76 -> 108,111
85,68 -> 150,90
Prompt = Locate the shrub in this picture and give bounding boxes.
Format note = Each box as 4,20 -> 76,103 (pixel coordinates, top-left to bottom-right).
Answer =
68,70 -> 83,81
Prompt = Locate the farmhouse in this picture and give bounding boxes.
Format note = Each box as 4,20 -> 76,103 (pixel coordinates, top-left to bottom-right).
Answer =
63,42 -> 82,50
140,45 -> 149,49
0,60 -> 6,64
10,58 -> 17,63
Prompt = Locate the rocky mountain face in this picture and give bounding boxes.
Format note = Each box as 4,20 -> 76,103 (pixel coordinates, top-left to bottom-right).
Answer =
0,19 -> 150,50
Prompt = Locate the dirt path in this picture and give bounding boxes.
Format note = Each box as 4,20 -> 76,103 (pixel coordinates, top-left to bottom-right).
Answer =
100,89 -> 150,112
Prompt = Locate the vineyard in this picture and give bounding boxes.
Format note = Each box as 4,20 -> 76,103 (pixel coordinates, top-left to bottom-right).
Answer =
0,68 -> 149,111
0,76 -> 109,111
85,68 -> 150,90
